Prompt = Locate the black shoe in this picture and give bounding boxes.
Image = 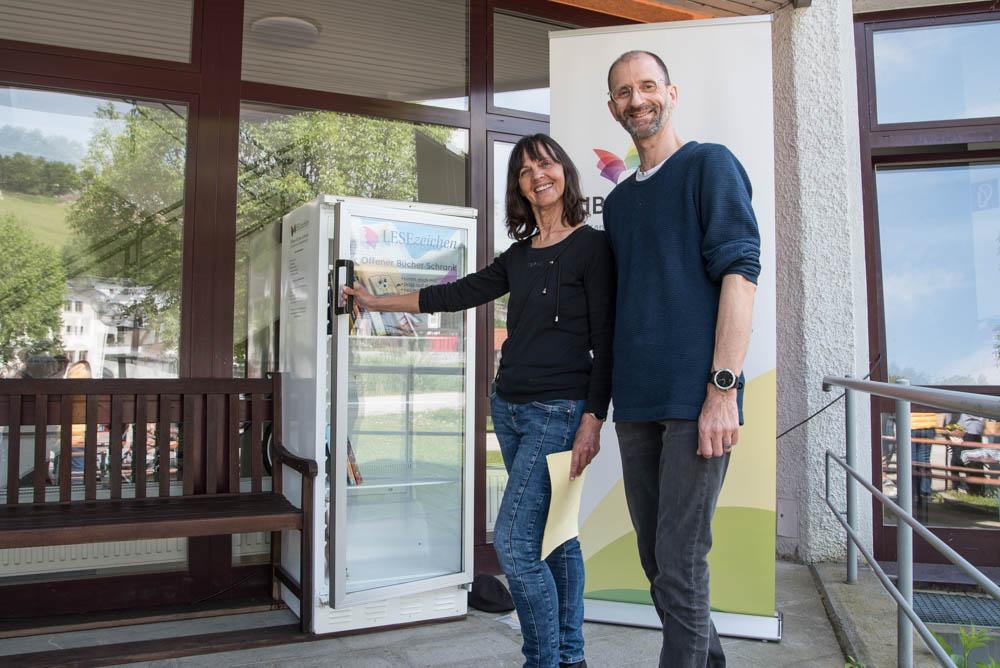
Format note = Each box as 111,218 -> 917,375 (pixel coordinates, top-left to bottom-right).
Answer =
560,661 -> 587,668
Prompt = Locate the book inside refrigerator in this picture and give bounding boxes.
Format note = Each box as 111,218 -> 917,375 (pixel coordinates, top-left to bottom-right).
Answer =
277,195 -> 477,633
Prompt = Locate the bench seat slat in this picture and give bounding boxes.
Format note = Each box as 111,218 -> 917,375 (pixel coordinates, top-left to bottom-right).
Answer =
182,394 -> 196,496
5,396 -> 21,504
0,493 -> 301,548
33,394 -> 47,503
250,394 -> 263,493
134,394 -> 147,499
60,395 -> 73,502
228,394 -> 239,494
85,396 -> 98,501
110,395 -> 123,499
157,394 -> 171,497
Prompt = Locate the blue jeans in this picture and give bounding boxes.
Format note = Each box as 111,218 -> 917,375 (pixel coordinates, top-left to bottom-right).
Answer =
491,395 -> 586,668
911,428 -> 934,497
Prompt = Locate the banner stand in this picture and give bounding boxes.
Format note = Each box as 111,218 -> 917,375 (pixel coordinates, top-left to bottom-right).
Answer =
585,600 -> 782,642
550,16 -> 779,641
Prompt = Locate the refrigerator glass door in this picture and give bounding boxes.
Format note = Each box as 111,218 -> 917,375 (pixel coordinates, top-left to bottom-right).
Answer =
329,202 -> 475,607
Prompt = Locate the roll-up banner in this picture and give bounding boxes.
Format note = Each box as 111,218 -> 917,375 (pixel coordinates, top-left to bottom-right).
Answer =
550,16 -> 779,640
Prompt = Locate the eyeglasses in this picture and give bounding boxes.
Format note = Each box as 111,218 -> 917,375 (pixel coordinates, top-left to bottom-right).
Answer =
609,78 -> 668,103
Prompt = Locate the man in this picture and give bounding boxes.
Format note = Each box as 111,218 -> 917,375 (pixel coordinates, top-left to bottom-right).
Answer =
602,50 -> 761,668
955,413 -> 984,494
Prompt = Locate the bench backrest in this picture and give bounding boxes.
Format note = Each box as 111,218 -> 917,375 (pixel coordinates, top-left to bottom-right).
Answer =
0,375 -> 281,505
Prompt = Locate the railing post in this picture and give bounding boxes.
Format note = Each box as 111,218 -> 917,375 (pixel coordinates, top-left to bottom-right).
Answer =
895,379 -> 913,668
845,376 -> 857,584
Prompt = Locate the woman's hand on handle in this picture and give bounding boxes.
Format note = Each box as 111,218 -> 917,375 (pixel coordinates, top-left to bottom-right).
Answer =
569,413 -> 602,480
341,283 -> 421,316
342,282 -> 377,318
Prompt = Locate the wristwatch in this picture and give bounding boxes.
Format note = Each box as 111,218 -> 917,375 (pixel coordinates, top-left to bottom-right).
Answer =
709,368 -> 743,391
587,410 -> 607,422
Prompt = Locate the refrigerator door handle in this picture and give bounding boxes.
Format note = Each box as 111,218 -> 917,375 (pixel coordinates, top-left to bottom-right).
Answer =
332,259 -> 355,316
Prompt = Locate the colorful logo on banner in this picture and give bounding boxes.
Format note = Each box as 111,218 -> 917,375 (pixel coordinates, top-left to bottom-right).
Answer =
593,145 -> 639,184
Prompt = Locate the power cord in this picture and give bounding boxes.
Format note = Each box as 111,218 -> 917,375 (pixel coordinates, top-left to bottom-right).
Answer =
776,352 -> 882,440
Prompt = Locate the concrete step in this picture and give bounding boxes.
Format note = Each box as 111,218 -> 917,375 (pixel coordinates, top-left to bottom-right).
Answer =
811,561 -> 941,668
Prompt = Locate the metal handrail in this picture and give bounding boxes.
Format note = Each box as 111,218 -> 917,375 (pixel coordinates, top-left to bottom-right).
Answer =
822,375 -> 1000,668
822,376 -> 1000,419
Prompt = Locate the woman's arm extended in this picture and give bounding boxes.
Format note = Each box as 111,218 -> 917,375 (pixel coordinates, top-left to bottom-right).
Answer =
342,284 -> 419,313
344,250 -> 512,315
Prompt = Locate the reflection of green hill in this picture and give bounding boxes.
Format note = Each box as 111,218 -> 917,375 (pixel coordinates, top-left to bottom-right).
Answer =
0,192 -> 70,248
583,506 -> 776,617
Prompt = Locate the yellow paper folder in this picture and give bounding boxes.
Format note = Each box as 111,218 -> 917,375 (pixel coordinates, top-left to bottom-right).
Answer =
541,451 -> 587,560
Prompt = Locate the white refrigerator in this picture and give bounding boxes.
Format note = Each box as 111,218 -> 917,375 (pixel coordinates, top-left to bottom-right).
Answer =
278,195 -> 477,633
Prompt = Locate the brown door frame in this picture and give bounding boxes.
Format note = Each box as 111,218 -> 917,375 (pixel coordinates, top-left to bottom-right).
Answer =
854,3 -> 1000,568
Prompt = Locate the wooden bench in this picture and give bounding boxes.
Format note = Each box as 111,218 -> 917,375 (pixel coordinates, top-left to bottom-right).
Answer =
0,373 -> 317,632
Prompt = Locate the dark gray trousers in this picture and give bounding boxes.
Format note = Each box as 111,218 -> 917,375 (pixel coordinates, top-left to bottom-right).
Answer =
616,420 -> 729,668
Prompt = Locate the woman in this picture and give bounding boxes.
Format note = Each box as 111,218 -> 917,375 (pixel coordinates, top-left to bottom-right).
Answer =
344,134 -> 613,668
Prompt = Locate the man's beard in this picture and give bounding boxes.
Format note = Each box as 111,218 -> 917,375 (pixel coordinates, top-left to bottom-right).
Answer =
618,102 -> 667,140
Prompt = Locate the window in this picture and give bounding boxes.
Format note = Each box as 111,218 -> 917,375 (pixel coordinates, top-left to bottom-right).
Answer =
242,0 -> 469,110
859,7 -> 1000,556
233,104 -> 469,377
0,87 -> 188,379
492,11 -> 572,115
873,19 -> 1000,125
876,163 -> 1000,386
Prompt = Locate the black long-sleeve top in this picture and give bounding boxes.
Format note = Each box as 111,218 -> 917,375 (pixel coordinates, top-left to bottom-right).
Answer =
418,225 -> 614,419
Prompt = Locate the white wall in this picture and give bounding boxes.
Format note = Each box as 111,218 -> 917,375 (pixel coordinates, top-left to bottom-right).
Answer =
772,0 -> 872,563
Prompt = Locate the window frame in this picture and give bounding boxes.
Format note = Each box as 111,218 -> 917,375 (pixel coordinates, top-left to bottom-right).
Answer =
856,2 -> 1000,569
864,11 -> 1000,137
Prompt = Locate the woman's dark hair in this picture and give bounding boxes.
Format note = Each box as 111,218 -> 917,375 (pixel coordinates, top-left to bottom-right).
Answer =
505,134 -> 587,242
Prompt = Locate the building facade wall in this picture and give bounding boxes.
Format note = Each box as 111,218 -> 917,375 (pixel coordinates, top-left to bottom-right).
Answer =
773,0 -> 872,562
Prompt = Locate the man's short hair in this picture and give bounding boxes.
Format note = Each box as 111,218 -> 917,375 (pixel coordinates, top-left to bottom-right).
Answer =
607,50 -> 671,92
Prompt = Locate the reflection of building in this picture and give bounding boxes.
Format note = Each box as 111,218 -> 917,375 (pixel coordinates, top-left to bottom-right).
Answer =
61,285 -> 106,368
61,278 -> 176,378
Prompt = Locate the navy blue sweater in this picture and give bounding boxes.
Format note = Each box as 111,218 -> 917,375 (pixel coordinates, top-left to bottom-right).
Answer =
602,141 -> 761,423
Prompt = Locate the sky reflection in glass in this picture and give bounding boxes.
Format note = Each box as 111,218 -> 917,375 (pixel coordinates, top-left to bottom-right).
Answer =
877,163 -> 1000,385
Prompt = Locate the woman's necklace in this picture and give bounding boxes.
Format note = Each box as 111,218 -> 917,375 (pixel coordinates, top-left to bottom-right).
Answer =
533,221 -> 574,248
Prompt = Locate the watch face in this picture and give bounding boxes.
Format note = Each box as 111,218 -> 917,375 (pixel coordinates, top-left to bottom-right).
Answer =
714,369 -> 736,389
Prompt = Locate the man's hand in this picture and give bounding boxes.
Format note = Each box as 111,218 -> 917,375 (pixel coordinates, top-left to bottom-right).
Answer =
698,385 -> 739,458
570,414 -> 603,479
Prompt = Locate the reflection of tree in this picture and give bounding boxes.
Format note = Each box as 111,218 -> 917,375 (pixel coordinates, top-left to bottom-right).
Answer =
57,101 -> 455,368
237,112 -> 452,240
0,153 -> 79,195
233,111 -> 455,370
64,102 -> 186,356
0,214 -> 66,370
